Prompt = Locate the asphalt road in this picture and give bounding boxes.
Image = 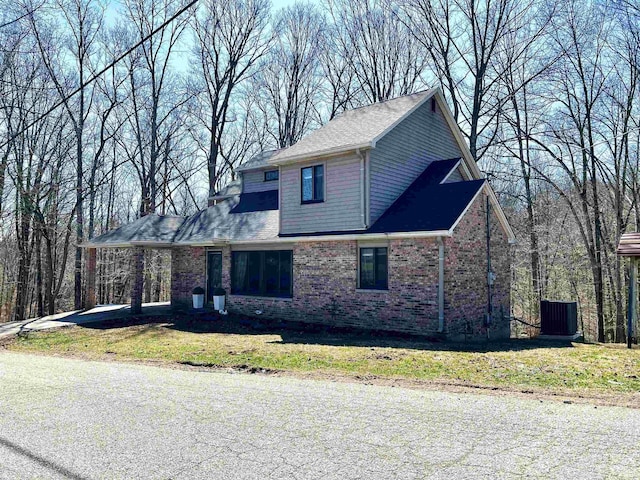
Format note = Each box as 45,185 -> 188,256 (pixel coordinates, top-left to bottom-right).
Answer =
0,352 -> 639,479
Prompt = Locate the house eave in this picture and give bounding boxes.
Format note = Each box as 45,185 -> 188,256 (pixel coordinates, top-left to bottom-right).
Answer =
80,240 -> 175,249
231,230 -> 452,245
269,143 -> 372,166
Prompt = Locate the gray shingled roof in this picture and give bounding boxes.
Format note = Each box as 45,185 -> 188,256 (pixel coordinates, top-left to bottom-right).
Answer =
87,214 -> 187,246
210,179 -> 241,199
174,194 -> 279,244
85,195 -> 279,247
235,150 -> 279,172
270,89 -> 437,163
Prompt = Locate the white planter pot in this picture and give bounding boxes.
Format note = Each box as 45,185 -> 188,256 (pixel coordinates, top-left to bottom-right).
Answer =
213,295 -> 226,312
192,294 -> 204,309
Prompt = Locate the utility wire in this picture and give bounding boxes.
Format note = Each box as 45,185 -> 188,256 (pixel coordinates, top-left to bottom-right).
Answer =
0,0 -> 199,150
0,3 -> 44,29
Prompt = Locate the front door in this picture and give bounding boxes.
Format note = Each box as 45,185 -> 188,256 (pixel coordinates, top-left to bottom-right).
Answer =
206,251 -> 222,304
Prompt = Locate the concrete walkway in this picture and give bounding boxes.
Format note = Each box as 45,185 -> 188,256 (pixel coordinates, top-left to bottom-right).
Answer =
0,302 -> 171,339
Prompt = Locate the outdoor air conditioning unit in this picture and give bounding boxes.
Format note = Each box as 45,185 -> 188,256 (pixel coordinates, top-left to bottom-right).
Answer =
540,300 -> 578,336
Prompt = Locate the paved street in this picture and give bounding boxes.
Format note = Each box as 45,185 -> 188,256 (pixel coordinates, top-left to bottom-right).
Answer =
0,352 -> 638,479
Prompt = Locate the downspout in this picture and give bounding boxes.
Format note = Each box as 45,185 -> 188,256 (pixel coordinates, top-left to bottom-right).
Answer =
365,151 -> 371,227
358,149 -> 367,229
438,237 -> 445,333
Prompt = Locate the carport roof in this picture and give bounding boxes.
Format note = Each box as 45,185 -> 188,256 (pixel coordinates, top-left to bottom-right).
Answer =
617,233 -> 640,257
83,191 -> 280,248
83,214 -> 187,247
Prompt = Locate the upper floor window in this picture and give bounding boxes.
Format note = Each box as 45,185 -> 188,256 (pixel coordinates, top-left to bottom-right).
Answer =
301,165 -> 324,203
359,247 -> 388,290
264,170 -> 279,182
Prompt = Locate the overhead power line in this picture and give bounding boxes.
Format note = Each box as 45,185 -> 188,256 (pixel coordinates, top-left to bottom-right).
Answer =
0,0 -> 199,150
0,3 -> 44,29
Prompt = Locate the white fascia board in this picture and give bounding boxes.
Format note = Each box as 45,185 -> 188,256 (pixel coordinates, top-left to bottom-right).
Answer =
129,241 -> 174,248
369,88 -> 439,148
93,230 -> 456,248
434,90 -> 515,242
229,230 -> 452,245
79,242 -> 133,249
447,182 -> 487,236
173,240 -> 230,247
447,182 -> 516,244
433,89 -> 484,180
268,143 -> 372,166
485,184 -> 517,243
440,159 -> 463,184
81,240 -> 174,248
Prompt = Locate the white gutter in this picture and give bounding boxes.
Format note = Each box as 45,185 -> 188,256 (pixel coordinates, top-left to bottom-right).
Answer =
229,230 -> 452,245
437,236 -> 445,333
269,143 -> 372,166
174,240 -> 229,247
80,241 -> 174,248
87,229 -> 454,249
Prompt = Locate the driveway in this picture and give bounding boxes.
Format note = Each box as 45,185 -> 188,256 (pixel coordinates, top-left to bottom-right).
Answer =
0,302 -> 171,339
0,352 -> 638,479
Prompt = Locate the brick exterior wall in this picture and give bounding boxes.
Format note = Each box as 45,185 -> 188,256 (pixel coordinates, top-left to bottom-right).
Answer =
169,193 -> 512,339
444,192 -> 511,339
170,247 -> 206,310
223,240 -> 441,335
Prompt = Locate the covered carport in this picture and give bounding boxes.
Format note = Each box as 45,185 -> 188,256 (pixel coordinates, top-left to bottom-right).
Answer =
617,233 -> 640,348
82,214 -> 186,314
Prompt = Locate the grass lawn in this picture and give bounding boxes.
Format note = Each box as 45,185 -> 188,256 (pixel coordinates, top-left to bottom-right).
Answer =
2,315 -> 640,403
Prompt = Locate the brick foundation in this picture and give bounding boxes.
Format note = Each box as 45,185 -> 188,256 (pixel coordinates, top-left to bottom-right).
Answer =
169,193 -> 511,339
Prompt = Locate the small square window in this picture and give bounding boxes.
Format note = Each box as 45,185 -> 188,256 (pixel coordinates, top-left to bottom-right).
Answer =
264,170 -> 279,182
301,165 -> 324,203
359,247 -> 388,290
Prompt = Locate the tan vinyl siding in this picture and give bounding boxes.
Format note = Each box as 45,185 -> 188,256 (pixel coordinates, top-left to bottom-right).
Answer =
369,100 -> 463,223
243,169 -> 279,193
280,155 -> 363,234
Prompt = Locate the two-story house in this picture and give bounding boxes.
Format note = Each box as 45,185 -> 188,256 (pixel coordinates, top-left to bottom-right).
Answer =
85,88 -> 515,339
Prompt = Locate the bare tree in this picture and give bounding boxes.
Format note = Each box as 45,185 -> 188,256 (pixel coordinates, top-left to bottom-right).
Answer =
400,0 -> 553,161
28,0 -> 104,309
190,0 -> 271,198
325,0 -> 427,105
253,3 -> 325,148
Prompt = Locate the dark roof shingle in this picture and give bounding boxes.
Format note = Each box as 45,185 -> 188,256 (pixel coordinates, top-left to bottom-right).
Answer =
367,179 -> 485,234
230,190 -> 278,214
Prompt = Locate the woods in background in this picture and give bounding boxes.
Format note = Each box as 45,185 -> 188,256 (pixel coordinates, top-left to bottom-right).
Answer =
0,0 -> 639,343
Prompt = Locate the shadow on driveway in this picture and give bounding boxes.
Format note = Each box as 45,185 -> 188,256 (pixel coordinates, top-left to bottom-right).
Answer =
0,303 -> 173,339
